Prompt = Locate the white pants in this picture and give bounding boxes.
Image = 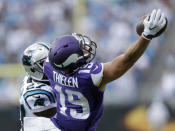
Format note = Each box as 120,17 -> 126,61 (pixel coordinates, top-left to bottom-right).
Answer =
22,117 -> 61,131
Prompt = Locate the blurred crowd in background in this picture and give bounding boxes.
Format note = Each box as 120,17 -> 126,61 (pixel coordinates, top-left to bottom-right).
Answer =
0,0 -> 73,106
0,0 -> 174,108
1,0 -> 175,130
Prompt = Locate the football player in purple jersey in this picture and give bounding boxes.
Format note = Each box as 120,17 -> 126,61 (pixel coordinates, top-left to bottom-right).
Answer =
44,9 -> 167,131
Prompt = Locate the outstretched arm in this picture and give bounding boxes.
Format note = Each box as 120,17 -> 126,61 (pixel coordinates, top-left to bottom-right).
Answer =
102,36 -> 150,83
101,9 -> 167,91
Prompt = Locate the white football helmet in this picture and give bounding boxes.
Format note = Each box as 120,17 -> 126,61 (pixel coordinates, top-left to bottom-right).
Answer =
22,42 -> 50,81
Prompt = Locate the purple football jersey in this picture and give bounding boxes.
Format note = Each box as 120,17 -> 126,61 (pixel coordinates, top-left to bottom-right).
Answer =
44,59 -> 104,131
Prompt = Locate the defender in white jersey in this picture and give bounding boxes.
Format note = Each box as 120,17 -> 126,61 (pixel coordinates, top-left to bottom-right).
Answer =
20,42 -> 58,131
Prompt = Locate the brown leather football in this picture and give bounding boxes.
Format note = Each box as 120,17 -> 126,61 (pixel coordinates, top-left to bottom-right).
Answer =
136,14 -> 168,37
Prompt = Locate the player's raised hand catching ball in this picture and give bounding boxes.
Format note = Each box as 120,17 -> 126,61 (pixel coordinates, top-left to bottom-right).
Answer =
136,9 -> 168,40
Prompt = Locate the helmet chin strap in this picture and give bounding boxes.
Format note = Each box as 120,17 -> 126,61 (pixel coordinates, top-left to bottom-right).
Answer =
78,53 -> 89,60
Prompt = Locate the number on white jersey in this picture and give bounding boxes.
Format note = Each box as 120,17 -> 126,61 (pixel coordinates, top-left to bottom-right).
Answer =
20,76 -> 56,117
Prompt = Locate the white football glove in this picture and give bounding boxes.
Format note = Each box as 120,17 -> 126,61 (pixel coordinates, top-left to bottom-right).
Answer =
142,9 -> 166,40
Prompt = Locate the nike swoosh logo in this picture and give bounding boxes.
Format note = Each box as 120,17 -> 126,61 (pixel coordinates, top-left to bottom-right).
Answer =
149,26 -> 157,30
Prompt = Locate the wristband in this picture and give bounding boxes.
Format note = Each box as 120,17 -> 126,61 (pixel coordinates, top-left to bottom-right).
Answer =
142,33 -> 152,40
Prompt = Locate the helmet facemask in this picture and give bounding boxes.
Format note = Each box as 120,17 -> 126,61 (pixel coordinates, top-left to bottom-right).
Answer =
72,33 -> 97,65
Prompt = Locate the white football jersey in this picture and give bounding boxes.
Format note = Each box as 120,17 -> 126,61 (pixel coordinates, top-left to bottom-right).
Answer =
22,117 -> 60,131
20,76 -> 57,117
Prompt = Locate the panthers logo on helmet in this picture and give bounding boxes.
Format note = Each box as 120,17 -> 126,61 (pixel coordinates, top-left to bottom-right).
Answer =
22,53 -> 32,66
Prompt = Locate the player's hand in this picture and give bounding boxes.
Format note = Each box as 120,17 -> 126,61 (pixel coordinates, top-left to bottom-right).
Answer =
142,9 -> 166,40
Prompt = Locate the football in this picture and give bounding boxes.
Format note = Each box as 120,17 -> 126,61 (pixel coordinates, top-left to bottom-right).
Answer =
136,14 -> 168,37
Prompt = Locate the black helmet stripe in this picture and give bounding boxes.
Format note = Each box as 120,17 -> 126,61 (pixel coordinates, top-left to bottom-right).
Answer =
38,43 -> 50,50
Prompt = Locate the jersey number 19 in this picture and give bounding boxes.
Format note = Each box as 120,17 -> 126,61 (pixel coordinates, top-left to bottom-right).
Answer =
55,85 -> 90,119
